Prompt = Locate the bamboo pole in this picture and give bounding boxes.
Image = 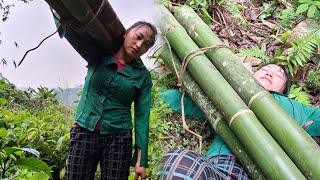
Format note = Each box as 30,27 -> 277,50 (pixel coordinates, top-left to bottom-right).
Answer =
61,0 -> 115,53
45,0 -> 73,20
173,5 -> 320,179
158,45 -> 266,180
155,4 -> 305,179
87,0 -> 125,53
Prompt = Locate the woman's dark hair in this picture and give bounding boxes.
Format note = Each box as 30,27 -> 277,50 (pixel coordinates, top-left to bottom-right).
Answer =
126,21 -> 158,47
278,64 -> 291,94
256,63 -> 291,94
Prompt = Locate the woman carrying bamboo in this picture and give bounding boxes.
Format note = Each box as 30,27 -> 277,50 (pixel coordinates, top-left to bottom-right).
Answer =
62,21 -> 157,180
157,64 -> 320,180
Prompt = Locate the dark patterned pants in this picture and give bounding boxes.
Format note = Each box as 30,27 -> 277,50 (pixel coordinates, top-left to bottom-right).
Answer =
156,149 -> 249,180
66,127 -> 132,180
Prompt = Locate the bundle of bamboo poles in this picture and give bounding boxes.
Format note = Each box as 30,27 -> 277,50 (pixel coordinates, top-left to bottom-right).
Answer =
155,4 -> 320,180
45,0 -> 125,54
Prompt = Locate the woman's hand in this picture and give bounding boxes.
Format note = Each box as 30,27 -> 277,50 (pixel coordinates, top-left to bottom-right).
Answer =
134,164 -> 147,180
134,148 -> 147,180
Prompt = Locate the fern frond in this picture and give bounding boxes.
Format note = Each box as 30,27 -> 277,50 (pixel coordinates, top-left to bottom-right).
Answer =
288,85 -> 311,106
276,29 -> 320,76
289,31 -> 320,66
277,8 -> 297,29
238,46 -> 271,62
307,70 -> 320,89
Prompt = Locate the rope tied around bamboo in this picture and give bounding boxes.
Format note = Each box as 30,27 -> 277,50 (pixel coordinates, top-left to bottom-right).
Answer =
52,0 -> 106,33
162,35 -> 229,153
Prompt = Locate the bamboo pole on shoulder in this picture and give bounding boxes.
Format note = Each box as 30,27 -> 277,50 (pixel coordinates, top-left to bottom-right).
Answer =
158,45 -> 266,180
155,4 -> 305,179
173,5 -> 320,179
61,0 -> 115,53
87,0 -> 125,53
45,0 -> 73,20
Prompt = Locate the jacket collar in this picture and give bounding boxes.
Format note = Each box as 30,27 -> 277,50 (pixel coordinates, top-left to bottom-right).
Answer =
103,56 -> 147,78
269,91 -> 288,97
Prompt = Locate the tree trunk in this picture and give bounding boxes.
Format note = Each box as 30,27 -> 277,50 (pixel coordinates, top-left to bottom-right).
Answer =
155,4 -> 305,180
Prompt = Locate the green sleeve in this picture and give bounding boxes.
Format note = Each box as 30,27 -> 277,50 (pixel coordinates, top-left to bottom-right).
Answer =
273,93 -> 320,136
303,105 -> 320,122
131,72 -> 152,168
303,105 -> 320,136
161,89 -> 205,120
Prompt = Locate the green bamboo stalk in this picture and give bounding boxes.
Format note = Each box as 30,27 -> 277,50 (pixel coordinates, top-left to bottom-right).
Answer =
87,0 -> 125,53
173,5 -> 320,179
61,0 -> 115,53
45,0 -> 74,20
155,4 -> 305,179
158,45 -> 266,180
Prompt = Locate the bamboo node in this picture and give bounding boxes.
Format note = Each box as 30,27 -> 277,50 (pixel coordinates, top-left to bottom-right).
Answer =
229,109 -> 253,126
213,117 -> 222,130
248,91 -> 268,108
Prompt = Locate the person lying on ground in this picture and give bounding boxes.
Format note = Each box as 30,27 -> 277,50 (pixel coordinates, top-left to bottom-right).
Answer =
157,64 -> 320,180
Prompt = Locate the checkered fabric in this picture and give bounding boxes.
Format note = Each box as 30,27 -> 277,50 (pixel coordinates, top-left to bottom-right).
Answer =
207,154 -> 249,180
313,137 -> 320,145
66,127 -> 132,180
156,149 -> 227,180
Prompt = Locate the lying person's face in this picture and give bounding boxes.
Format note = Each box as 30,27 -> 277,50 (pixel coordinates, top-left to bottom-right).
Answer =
254,64 -> 287,93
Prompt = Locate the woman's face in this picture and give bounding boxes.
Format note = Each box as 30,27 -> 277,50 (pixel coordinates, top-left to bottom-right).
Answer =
254,64 -> 287,93
122,25 -> 153,59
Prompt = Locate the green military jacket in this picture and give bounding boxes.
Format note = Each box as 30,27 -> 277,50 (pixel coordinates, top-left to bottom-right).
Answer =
56,22 -> 152,167
75,56 -> 152,167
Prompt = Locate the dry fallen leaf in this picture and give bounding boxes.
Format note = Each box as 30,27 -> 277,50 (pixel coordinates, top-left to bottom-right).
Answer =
243,57 -> 263,66
261,20 -> 277,29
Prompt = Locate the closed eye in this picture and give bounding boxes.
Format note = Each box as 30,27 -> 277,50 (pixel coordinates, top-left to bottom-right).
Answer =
144,42 -> 151,47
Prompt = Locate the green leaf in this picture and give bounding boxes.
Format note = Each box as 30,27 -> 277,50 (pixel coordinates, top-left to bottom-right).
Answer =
308,4 -> 317,17
301,48 -> 310,58
59,167 -> 66,179
295,55 -> 303,66
128,174 -> 135,180
17,134 -> 27,145
278,61 -> 288,66
288,64 -> 294,76
296,4 -> 310,14
0,127 -> 7,137
276,56 -> 288,60
29,172 -> 49,180
14,157 -> 52,177
3,147 -> 21,156
282,30 -> 292,42
290,42 -> 299,50
292,59 -> 298,67
271,35 -> 283,42
0,98 -> 8,105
